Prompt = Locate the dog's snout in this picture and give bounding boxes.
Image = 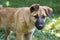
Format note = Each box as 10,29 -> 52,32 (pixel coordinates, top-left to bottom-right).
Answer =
34,17 -> 46,30
35,24 -> 44,30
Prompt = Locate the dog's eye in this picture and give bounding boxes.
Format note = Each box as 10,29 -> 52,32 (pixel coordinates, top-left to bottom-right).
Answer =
34,14 -> 39,19
42,15 -> 46,19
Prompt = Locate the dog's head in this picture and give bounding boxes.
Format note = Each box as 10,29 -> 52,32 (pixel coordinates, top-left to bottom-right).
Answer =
32,6 -> 53,30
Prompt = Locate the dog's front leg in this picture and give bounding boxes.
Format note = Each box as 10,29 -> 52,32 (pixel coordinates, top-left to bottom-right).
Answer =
24,32 -> 33,40
5,27 -> 10,40
16,31 -> 24,40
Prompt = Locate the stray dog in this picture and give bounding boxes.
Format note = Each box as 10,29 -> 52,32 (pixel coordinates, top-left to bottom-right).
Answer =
0,4 -> 53,40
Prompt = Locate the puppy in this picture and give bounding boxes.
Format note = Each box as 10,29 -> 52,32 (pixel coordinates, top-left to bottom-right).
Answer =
0,4 -> 53,40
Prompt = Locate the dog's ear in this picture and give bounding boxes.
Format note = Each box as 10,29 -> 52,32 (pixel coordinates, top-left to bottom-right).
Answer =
30,4 -> 40,13
43,7 -> 53,17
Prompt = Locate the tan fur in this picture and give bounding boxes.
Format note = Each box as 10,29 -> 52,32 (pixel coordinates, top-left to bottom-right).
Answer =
36,6 -> 53,23
0,4 -> 40,40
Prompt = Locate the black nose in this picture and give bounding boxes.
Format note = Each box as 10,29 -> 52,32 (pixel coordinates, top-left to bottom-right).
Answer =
36,25 -> 44,30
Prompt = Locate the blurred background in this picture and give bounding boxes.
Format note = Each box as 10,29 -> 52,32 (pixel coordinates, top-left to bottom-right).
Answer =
0,0 -> 60,40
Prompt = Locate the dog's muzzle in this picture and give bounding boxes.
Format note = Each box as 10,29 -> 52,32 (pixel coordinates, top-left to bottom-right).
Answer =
35,18 -> 45,30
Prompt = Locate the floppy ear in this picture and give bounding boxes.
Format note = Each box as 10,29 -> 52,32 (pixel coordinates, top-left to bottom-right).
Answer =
30,4 -> 40,13
43,6 -> 53,17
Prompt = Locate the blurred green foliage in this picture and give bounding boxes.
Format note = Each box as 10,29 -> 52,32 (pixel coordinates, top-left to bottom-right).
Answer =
0,0 -> 60,40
